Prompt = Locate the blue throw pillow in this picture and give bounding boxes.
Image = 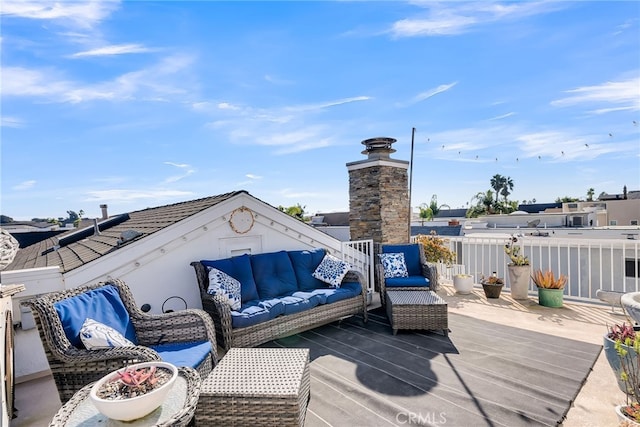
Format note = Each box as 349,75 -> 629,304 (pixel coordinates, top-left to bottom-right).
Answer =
379,252 -> 409,278
207,267 -> 242,310
382,244 -> 422,277
54,285 -> 137,348
312,254 -> 352,288
201,254 -> 259,303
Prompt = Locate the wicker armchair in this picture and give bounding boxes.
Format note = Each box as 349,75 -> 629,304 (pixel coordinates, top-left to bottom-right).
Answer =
376,243 -> 439,308
22,279 -> 217,403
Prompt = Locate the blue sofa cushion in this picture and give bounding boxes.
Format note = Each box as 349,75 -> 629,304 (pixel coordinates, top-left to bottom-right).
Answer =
231,301 -> 275,329
150,341 -> 211,369
305,281 -> 362,304
201,254 -> 259,303
251,251 -> 298,299
385,276 -> 430,288
288,248 -> 327,291
291,290 -> 327,306
382,244 -> 422,277
277,295 -> 320,316
54,285 -> 137,348
257,298 -> 285,318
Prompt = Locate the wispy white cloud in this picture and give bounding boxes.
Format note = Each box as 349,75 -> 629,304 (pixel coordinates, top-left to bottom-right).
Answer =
551,76 -> 640,112
245,174 -> 262,180
1,0 -> 120,29
413,82 -> 457,103
163,162 -> 195,183
85,189 -> 193,202
390,1 -> 565,37
1,116 -> 25,128
70,43 -> 155,58
12,180 -> 36,190
0,53 -> 195,103
488,112 -> 516,121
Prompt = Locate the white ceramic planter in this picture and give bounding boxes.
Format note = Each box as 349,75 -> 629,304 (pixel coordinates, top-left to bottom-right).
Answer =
616,404 -> 640,426
90,361 -> 178,421
507,265 -> 530,300
453,274 -> 474,294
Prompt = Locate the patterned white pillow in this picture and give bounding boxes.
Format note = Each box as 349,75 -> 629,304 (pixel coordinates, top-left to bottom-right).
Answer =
207,267 -> 242,310
312,254 -> 352,288
379,252 -> 409,278
80,318 -> 134,350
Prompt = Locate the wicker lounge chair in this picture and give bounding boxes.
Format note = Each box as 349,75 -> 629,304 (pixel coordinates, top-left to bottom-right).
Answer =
376,243 -> 439,308
22,279 -> 217,403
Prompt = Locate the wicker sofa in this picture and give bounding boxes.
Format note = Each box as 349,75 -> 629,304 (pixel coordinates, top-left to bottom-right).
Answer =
191,248 -> 368,350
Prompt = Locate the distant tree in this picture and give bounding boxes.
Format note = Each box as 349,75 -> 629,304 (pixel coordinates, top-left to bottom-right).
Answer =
500,176 -> 514,202
586,188 -> 595,202
418,204 -> 432,224
66,210 -> 85,228
490,174 -> 505,203
277,204 -> 306,221
428,194 -> 441,218
466,190 -> 495,218
0,215 -> 13,223
555,196 -> 579,203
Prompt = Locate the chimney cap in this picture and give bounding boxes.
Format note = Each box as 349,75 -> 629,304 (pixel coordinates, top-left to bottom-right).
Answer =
361,137 -> 397,158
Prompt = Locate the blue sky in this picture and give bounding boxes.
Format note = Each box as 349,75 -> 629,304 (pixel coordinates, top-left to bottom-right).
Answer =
1,1 -> 639,221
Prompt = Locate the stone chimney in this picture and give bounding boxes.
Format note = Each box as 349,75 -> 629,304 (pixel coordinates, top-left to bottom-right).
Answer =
100,204 -> 108,220
346,137 -> 409,245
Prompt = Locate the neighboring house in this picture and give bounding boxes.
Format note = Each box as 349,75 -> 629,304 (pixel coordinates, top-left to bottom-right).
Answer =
310,212 -> 351,241
2,190 -> 366,380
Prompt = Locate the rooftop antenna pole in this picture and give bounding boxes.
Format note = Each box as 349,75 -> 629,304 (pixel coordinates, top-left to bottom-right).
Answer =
408,127 -> 416,242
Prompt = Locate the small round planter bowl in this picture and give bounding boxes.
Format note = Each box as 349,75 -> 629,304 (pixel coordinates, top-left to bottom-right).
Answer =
90,361 -> 178,421
453,275 -> 474,294
616,404 -> 640,426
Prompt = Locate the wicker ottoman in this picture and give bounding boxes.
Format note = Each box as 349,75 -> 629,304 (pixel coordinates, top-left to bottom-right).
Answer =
385,290 -> 448,336
196,348 -> 310,426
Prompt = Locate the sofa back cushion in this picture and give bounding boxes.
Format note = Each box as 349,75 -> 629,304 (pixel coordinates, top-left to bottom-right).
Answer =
382,244 -> 422,277
201,254 -> 259,303
54,284 -> 137,349
251,251 -> 298,299
288,248 -> 328,291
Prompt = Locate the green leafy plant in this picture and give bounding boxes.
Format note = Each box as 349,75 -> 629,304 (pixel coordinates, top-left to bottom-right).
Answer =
414,231 -> 456,265
610,323 -> 640,423
504,235 -> 529,266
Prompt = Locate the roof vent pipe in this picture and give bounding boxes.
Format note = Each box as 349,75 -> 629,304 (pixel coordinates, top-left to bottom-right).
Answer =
100,204 -> 108,219
93,218 -> 101,236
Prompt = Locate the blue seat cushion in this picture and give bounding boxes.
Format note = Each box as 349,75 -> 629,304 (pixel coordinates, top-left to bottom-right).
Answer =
201,254 -> 259,303
288,248 -> 327,291
382,244 -> 422,277
150,341 -> 211,369
305,281 -> 362,304
54,285 -> 137,348
276,295 -> 320,316
251,251 -> 298,299
290,290 -> 327,305
257,298 -> 285,318
385,276 -> 430,288
231,301 -> 274,328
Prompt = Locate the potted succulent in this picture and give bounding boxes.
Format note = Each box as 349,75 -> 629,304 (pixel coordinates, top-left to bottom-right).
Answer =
605,323 -> 640,425
90,361 -> 178,421
531,269 -> 566,307
453,273 -> 474,294
480,273 -> 504,299
504,235 -> 530,300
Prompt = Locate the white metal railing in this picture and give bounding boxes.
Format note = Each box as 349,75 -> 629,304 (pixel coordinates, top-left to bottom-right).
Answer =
425,235 -> 640,302
341,239 -> 375,293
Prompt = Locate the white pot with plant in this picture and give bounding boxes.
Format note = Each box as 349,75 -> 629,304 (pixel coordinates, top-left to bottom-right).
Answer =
90,361 -> 178,421
504,235 -> 530,300
453,274 -> 474,294
608,325 -> 640,426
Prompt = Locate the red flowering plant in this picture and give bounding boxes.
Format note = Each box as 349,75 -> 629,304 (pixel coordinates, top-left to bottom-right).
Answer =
609,323 -> 640,423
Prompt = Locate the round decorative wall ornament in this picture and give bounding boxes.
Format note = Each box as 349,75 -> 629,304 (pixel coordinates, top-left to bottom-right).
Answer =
229,207 -> 255,234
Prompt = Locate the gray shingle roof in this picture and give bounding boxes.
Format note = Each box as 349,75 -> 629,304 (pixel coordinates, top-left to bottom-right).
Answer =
4,191 -> 243,273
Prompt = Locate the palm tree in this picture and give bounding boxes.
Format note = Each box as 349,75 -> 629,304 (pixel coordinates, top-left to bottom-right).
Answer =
500,176 -> 514,201
490,174 -> 505,203
587,188 -> 595,201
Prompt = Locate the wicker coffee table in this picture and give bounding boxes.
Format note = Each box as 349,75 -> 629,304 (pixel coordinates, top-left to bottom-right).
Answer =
385,290 -> 448,336
196,347 -> 310,426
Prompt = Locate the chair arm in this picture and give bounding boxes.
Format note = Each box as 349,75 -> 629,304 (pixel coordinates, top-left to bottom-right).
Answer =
422,262 -> 439,291
343,269 -> 368,322
199,292 -> 233,351
52,344 -> 161,365
134,309 -> 217,357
